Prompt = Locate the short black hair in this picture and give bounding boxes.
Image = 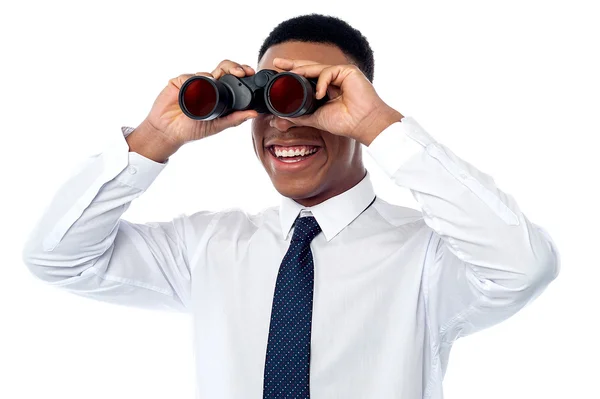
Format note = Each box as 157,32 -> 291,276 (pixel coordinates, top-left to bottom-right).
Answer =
257,13 -> 375,83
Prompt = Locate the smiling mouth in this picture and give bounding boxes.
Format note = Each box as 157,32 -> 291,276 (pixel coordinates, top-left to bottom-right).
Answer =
266,145 -> 322,163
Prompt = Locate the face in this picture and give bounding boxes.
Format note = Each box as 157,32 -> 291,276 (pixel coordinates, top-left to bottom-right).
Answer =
252,41 -> 366,207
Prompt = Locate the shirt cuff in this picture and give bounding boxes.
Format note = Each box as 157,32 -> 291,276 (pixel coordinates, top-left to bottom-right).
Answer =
365,116 -> 436,177
109,125 -> 168,191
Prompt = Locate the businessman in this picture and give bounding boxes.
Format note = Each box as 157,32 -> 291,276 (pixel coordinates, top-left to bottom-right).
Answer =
22,13 -> 560,399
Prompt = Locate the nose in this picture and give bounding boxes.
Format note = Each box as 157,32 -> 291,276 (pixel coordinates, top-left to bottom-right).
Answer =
269,115 -> 297,132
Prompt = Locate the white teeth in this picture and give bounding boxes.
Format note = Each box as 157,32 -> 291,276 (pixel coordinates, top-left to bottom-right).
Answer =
274,147 -> 318,158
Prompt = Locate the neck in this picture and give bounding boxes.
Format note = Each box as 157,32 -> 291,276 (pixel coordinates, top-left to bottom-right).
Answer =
293,167 -> 367,207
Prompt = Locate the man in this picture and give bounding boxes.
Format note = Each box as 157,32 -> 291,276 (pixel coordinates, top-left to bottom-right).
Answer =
22,13 -> 560,399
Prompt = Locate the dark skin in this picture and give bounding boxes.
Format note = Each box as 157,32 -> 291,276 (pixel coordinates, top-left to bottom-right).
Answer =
251,41 -> 367,207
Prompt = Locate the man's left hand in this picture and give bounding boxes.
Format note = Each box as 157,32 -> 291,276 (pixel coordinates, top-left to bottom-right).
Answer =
272,58 -> 404,146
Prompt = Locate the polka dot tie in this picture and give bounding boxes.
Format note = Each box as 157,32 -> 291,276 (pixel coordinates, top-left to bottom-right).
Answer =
263,216 -> 322,399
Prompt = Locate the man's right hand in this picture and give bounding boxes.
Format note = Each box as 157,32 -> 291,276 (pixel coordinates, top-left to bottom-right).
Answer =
127,60 -> 259,163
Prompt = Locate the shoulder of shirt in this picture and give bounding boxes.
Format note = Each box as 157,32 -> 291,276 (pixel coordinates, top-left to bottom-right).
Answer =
182,205 -> 278,227
371,197 -> 425,228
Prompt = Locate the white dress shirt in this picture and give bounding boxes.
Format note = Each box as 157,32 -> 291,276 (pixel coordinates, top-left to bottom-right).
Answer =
22,116 -> 560,399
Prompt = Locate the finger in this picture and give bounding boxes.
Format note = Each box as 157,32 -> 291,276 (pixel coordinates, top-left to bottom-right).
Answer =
211,60 -> 249,79
227,66 -> 247,78
273,58 -> 321,70
211,66 -> 228,79
287,63 -> 332,82
219,64 -> 252,78
240,64 -> 256,75
279,113 -> 317,129
171,73 -> 201,89
314,65 -> 343,99
213,110 -> 259,130
287,65 -> 340,99
326,85 -> 342,100
193,72 -> 214,78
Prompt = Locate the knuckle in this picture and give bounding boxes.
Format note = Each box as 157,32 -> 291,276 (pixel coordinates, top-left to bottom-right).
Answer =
224,59 -> 242,70
172,74 -> 190,84
211,67 -> 226,78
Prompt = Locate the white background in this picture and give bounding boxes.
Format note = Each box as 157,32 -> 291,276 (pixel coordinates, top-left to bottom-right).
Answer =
1,0 -> 598,398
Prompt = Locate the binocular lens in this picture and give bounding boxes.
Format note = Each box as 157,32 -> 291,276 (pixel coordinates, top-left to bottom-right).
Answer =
267,75 -> 305,115
181,78 -> 217,118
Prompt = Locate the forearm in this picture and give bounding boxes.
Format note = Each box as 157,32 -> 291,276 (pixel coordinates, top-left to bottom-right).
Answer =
22,130 -> 166,282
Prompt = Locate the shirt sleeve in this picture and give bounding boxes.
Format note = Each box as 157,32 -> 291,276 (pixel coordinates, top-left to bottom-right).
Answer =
366,116 -> 561,343
21,126 -> 218,313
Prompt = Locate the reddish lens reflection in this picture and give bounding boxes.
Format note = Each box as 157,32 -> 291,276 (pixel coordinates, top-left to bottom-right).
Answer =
182,78 -> 217,117
268,75 -> 304,115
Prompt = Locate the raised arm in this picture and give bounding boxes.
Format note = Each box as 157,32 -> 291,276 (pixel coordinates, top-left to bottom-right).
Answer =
22,62 -> 260,312
22,123 -> 211,312
366,116 -> 560,343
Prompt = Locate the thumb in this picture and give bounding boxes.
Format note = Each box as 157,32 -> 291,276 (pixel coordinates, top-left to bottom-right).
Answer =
233,110 -> 259,126
215,110 -> 258,130
280,114 -> 315,128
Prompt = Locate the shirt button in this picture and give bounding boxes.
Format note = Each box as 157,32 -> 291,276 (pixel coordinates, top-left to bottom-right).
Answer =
128,166 -> 137,175
459,172 -> 468,179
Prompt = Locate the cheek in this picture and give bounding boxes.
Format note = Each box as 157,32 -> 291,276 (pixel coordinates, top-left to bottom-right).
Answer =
330,140 -> 356,164
326,137 -> 344,153
252,121 -> 271,149
251,136 -> 266,160
251,135 -> 257,157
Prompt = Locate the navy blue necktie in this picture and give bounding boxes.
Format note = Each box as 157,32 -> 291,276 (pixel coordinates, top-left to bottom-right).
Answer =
263,216 -> 322,399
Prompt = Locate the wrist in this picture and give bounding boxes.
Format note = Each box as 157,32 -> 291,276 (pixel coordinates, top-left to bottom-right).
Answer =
126,120 -> 182,163
357,106 -> 404,146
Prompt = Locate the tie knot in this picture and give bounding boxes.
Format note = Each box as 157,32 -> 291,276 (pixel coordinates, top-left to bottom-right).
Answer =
291,216 -> 322,243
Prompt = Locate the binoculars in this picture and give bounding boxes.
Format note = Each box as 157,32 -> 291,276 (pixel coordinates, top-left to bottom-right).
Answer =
178,69 -> 329,120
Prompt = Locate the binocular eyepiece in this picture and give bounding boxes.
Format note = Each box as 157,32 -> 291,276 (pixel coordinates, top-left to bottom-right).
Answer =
178,69 -> 329,120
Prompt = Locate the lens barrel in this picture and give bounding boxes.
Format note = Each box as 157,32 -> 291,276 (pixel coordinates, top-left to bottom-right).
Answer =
179,76 -> 232,120
265,72 -> 320,118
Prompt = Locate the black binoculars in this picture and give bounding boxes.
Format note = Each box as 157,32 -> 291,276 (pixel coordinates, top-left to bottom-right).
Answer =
178,69 -> 329,120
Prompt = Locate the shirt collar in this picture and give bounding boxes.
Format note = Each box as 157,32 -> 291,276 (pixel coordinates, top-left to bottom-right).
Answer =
279,170 -> 376,242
